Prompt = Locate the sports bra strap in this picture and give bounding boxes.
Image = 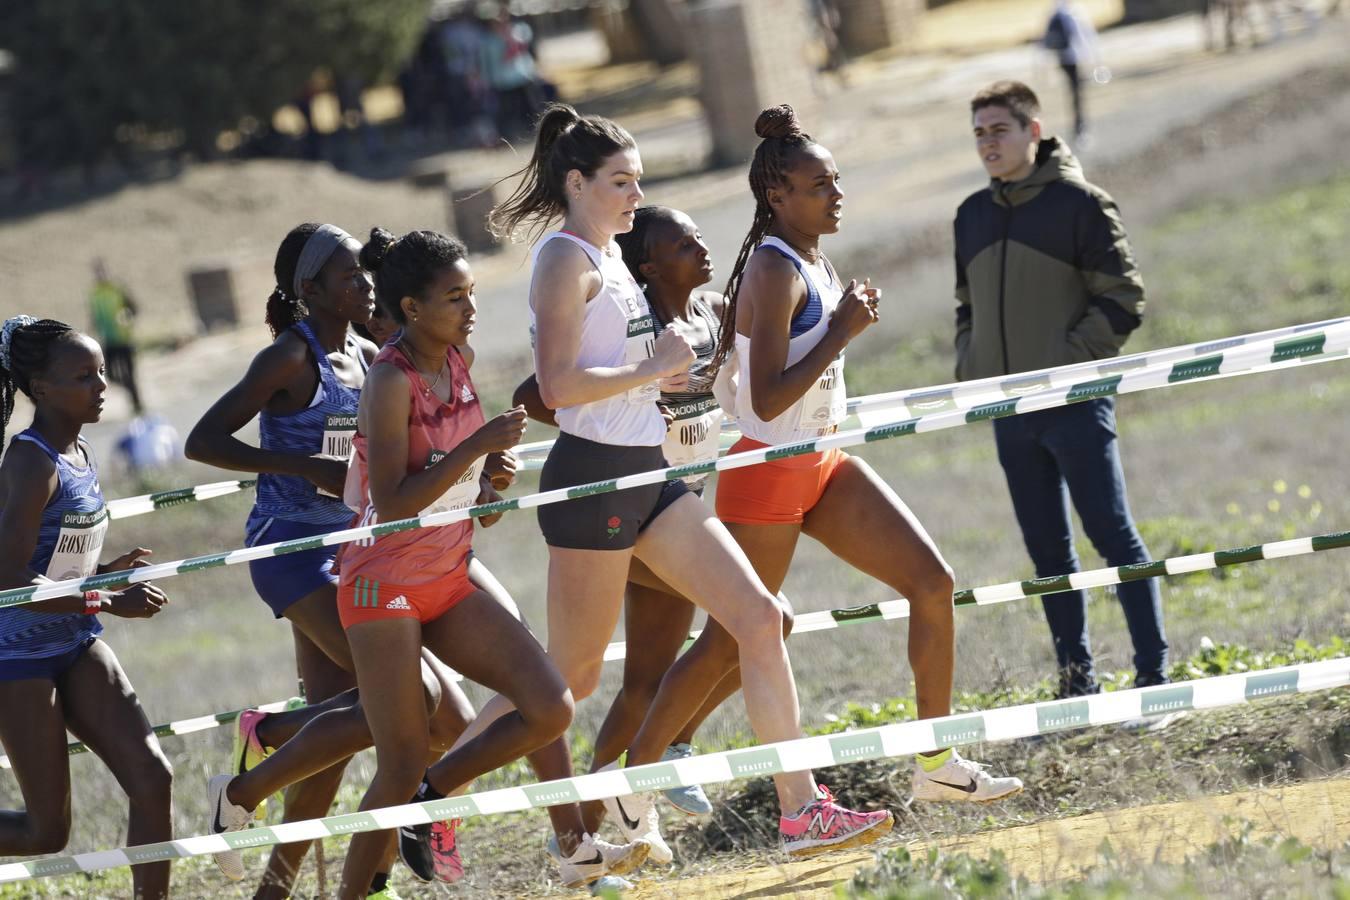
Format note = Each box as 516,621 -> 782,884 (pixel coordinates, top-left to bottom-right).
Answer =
758,243 -> 822,337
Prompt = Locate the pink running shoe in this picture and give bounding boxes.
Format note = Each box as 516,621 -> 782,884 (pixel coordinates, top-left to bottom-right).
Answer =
429,818 -> 465,883
779,785 -> 894,858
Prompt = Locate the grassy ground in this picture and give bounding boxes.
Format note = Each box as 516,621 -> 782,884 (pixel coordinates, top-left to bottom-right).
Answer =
3,90 -> 1350,900
843,822 -> 1350,899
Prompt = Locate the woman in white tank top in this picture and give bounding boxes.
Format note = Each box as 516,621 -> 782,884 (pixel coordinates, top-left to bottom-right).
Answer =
630,105 -> 1025,807
441,103 -> 893,874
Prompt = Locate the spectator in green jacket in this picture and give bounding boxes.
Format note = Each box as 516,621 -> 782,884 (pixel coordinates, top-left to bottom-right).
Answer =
953,81 -> 1169,700
88,259 -> 143,414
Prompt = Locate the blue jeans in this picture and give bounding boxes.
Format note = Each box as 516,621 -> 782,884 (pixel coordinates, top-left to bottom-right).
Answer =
992,398 -> 1168,691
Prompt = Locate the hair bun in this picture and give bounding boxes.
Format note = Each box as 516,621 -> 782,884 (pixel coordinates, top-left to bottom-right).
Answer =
755,105 -> 801,140
359,227 -> 397,273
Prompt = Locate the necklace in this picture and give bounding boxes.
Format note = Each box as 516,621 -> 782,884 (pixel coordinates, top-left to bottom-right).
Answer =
398,339 -> 447,396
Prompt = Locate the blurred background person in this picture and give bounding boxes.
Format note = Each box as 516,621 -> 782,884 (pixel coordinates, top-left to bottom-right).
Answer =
1043,0 -> 1101,139
87,259 -> 143,415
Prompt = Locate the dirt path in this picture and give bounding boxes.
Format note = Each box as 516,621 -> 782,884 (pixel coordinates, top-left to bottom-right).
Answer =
622,777 -> 1350,898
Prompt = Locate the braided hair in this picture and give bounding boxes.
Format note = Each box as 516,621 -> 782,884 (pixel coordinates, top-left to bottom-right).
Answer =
0,317 -> 80,446
712,105 -> 817,368
266,223 -> 320,338
488,103 -> 636,246
614,206 -> 680,290
359,227 -> 467,324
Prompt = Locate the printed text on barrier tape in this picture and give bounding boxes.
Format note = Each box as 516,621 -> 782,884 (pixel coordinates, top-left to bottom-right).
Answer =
4,320 -> 1344,609
512,316 -> 1350,467
2,658 -> 1345,882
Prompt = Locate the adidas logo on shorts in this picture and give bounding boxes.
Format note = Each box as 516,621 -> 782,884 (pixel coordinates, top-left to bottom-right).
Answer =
386,595 -> 412,611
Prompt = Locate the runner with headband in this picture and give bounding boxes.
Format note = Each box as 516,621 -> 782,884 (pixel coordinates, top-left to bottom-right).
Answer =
0,316 -> 174,900
619,105 -> 1024,806
407,104 -> 892,870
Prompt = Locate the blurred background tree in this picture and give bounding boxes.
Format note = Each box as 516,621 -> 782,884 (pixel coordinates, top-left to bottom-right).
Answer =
5,0 -> 426,169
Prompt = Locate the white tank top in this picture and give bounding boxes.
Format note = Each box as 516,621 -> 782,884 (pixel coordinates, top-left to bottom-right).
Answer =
529,231 -> 667,447
730,236 -> 847,445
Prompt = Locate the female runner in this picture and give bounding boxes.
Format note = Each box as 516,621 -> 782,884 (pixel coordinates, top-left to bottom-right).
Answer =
0,316 -> 174,899
409,105 -> 892,866
620,106 -> 1024,805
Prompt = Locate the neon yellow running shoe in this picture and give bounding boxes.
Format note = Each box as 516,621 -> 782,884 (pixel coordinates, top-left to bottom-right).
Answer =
232,709 -> 272,817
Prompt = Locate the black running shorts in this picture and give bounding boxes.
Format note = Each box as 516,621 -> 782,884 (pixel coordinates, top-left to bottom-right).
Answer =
538,432 -> 689,550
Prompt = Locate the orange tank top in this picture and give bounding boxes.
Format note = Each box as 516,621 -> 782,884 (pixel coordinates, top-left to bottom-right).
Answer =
341,343 -> 486,585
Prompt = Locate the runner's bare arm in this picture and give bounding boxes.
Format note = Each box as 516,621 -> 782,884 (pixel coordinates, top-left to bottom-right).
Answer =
185,335 -> 337,486
532,239 -> 681,407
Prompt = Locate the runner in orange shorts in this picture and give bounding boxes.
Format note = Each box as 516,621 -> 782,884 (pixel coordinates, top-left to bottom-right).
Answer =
620,104 -> 1024,806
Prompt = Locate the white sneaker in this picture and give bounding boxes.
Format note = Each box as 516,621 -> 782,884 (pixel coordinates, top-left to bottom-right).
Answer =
1120,710 -> 1186,732
206,773 -> 254,881
910,750 -> 1023,803
547,833 -> 651,888
604,790 -> 673,865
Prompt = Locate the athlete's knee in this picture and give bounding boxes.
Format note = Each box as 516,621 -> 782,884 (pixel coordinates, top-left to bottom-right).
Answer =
722,592 -> 785,651
125,746 -> 174,814
563,661 -> 604,702
375,747 -> 431,794
911,561 -> 956,607
524,687 -> 575,743
24,814 -> 72,855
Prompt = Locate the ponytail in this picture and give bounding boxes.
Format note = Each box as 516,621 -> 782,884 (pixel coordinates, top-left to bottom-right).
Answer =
268,223 -> 320,338
489,103 -> 636,246
265,287 -> 306,339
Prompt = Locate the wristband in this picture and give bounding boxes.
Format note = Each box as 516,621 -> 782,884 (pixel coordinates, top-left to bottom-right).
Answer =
83,591 -> 103,614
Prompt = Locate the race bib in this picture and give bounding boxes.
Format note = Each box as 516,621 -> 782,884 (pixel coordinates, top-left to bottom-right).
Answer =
796,353 -> 846,430
624,313 -> 660,405
315,413 -> 358,498
46,507 -> 109,581
321,414 -> 358,461
663,396 -> 723,480
421,450 -> 486,516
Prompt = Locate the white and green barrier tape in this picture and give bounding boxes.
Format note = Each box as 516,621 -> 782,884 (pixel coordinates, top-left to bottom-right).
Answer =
106,480 -> 257,520
4,319 -> 1345,611
513,316 -> 1350,469
2,657 -> 1344,883
11,528 -> 1345,771
612,528 -> 1350,659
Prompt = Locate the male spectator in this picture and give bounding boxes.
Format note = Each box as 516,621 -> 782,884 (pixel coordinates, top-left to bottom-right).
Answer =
88,258 -> 144,413
1043,0 -> 1099,138
953,81 -> 1168,699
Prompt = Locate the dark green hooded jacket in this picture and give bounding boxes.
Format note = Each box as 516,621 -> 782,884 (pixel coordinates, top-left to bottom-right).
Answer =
953,137 -> 1145,381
